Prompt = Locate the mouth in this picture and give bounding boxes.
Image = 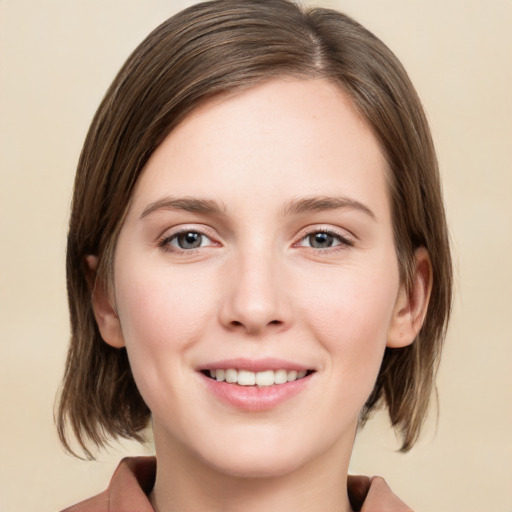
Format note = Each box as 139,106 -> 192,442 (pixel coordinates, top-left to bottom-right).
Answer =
198,360 -> 316,411
201,368 -> 315,387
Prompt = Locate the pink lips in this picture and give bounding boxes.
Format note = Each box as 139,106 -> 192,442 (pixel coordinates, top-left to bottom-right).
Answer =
198,358 -> 314,412
200,357 -> 311,373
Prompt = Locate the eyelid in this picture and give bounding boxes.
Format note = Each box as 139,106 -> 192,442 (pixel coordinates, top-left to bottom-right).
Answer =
294,225 -> 355,249
157,224 -> 221,253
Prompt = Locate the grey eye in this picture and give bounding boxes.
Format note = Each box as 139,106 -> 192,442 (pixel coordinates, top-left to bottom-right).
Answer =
308,232 -> 335,248
175,232 -> 204,249
160,228 -> 218,253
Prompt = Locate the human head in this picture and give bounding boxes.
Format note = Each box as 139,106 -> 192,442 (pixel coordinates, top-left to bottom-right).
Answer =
57,0 -> 452,458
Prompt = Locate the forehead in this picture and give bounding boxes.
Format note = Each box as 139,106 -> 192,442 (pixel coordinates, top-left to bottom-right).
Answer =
128,78 -> 388,220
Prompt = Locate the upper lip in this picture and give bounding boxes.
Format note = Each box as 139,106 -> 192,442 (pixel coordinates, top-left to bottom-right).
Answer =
198,358 -> 312,373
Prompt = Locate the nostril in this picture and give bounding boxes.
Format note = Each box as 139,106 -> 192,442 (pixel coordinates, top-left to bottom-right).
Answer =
225,318 -> 284,333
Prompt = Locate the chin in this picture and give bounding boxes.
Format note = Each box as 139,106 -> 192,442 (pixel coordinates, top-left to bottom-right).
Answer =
187,423 -> 336,480
203,448 -> 309,480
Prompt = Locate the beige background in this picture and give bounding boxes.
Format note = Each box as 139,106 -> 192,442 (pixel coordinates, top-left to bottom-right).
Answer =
1,1 -> 511,511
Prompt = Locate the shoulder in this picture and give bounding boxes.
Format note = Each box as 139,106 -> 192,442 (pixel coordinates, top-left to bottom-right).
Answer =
348,475 -> 414,512
60,457 -> 156,512
60,490 -> 109,512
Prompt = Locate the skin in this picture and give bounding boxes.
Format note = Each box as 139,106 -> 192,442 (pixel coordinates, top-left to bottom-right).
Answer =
89,78 -> 431,512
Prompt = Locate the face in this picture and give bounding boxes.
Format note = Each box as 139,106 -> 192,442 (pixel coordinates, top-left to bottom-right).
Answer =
103,78 -> 407,478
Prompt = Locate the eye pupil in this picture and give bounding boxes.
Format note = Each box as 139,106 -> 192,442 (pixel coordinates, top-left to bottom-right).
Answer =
178,232 -> 202,249
310,232 -> 334,248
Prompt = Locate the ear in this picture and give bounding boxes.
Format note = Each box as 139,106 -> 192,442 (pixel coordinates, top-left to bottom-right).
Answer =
84,255 -> 125,348
387,247 -> 432,348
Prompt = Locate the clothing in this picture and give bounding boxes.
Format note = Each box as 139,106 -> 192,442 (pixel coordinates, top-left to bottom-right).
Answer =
61,456 -> 412,512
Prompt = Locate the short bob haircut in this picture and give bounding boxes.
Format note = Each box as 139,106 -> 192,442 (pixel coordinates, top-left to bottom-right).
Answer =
57,0 -> 452,458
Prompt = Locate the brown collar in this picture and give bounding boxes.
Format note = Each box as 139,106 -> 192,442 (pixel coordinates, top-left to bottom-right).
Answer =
62,456 -> 413,511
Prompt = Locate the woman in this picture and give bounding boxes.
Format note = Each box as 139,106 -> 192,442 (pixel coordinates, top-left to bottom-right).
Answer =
57,1 -> 452,510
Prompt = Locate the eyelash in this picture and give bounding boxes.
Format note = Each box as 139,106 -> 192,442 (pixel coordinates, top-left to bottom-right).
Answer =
158,227 -> 354,254
295,228 -> 355,252
158,227 -> 219,254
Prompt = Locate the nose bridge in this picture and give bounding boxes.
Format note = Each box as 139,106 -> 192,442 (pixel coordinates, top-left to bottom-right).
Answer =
220,240 -> 290,335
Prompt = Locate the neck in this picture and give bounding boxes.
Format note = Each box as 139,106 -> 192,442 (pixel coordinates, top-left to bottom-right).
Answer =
150,428 -> 355,512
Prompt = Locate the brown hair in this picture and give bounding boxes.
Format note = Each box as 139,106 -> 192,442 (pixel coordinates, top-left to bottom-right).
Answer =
57,0 -> 452,458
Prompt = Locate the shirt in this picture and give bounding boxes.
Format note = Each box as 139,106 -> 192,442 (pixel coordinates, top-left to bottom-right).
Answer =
61,456 -> 413,512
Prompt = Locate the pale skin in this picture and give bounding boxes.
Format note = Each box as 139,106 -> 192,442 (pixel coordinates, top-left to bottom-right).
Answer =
88,78 -> 431,512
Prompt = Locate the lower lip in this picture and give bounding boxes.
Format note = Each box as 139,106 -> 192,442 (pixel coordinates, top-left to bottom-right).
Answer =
199,372 -> 313,412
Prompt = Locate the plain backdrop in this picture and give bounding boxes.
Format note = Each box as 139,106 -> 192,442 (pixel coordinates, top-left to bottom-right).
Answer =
1,1 -> 511,511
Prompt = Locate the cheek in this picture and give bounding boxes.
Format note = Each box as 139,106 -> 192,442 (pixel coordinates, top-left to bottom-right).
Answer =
116,264 -> 214,348
298,262 -> 399,381
113,264 -> 217,405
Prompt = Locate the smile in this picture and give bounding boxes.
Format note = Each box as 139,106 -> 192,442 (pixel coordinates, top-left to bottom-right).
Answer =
205,368 -> 311,387
198,358 -> 316,410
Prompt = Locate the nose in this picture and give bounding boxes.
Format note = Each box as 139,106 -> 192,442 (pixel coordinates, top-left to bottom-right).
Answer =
218,250 -> 292,336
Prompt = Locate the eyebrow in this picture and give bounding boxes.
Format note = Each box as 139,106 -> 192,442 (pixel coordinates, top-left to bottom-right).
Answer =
282,195 -> 376,219
140,194 -> 375,220
140,196 -> 227,219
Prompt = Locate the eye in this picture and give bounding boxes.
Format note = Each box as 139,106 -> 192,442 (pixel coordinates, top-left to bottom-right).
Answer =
297,230 -> 353,250
160,230 -> 217,251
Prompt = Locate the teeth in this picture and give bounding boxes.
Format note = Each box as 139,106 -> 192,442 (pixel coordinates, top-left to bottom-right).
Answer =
225,368 -> 237,383
256,370 -> 274,386
238,370 -> 256,386
287,370 -> 298,381
206,368 -> 310,386
274,369 -> 288,384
